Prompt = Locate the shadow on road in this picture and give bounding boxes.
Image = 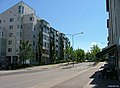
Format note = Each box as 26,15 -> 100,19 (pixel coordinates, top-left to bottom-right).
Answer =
89,70 -> 120,88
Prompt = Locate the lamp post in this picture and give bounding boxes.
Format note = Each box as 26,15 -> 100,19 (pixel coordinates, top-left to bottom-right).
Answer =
66,32 -> 84,67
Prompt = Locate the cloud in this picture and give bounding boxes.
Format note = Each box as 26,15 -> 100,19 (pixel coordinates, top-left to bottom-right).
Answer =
91,42 -> 97,46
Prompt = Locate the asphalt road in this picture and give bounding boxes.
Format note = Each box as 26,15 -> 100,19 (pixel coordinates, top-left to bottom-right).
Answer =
0,62 -> 100,88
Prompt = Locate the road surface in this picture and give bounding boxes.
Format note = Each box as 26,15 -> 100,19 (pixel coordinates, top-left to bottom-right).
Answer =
0,62 -> 101,88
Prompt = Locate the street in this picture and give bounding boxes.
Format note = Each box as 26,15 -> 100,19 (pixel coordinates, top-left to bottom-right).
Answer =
0,62 -> 101,88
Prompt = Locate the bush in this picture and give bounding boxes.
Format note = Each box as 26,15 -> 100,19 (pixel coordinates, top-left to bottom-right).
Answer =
15,64 -> 32,69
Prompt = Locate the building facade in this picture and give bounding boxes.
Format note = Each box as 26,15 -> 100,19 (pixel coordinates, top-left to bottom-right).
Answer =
106,0 -> 120,79
49,27 -> 70,63
0,1 -> 70,69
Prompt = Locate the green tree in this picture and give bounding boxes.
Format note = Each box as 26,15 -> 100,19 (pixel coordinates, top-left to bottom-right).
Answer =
74,49 -> 85,63
90,45 -> 101,62
64,43 -> 71,63
19,40 -> 34,64
38,31 -> 43,65
85,51 -> 92,61
60,37 -> 64,61
50,33 -> 56,64
67,46 -> 73,61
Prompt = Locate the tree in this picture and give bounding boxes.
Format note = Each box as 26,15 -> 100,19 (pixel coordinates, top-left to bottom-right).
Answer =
74,49 -> 85,63
60,37 -> 64,61
50,33 -> 56,64
64,43 -> 71,63
90,45 -> 101,62
38,31 -> 43,65
85,51 -> 92,61
19,40 -> 34,64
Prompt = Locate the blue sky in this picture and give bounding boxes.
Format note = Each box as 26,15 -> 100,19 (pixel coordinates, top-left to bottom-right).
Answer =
0,0 -> 108,51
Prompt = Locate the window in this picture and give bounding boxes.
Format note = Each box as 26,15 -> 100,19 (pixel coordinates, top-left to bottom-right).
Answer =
33,40 -> 35,46
9,33 -> 13,37
8,40 -> 12,45
0,26 -> 1,29
18,6 -> 21,9
33,35 -> 35,38
34,27 -> 36,31
21,25 -> 22,29
18,6 -> 24,14
4,20 -> 5,22
0,20 -> 1,23
9,25 -> 13,29
10,18 -> 14,22
30,17 -> 32,21
8,48 -> 12,52
2,32 -> 3,36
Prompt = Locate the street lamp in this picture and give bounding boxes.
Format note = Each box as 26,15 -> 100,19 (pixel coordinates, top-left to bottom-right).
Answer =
66,32 -> 84,67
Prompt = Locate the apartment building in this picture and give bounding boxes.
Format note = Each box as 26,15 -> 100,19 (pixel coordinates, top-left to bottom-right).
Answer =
0,1 -> 37,68
49,27 -> 70,63
0,1 -> 70,69
0,1 -> 50,68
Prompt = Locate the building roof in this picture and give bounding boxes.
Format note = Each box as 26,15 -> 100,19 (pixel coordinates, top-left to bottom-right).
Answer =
0,1 -> 35,15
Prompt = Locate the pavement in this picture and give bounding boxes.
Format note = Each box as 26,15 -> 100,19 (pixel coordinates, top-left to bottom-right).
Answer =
83,63 -> 120,88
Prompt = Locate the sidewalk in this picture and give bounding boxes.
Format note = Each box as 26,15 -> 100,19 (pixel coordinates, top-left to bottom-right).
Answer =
84,72 -> 120,88
84,63 -> 120,88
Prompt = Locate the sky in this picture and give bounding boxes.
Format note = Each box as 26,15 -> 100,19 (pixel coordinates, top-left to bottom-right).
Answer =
0,0 -> 108,51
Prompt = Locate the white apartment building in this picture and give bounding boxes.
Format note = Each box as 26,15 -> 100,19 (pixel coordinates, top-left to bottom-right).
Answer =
0,1 -> 50,69
0,1 -> 70,69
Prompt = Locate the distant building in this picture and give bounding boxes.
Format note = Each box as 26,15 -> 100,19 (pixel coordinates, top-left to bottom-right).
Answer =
0,1 -> 70,69
49,27 -> 70,63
